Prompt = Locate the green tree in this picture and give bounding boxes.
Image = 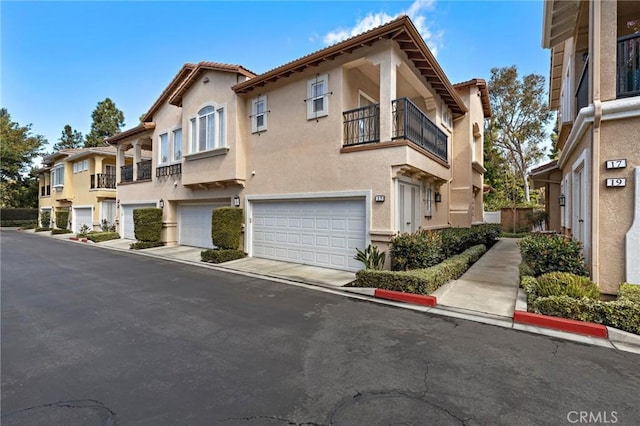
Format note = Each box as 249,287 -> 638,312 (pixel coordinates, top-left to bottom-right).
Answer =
0,108 -> 46,207
53,124 -> 84,151
548,116 -> 559,161
84,98 -> 125,147
486,66 -> 551,202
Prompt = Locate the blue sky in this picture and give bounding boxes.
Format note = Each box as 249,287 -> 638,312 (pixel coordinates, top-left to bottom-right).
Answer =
2,0 -> 550,155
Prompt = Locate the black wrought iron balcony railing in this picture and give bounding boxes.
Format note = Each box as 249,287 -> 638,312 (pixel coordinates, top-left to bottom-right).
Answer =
342,104 -> 380,146
137,160 -> 152,181
156,163 -> 182,177
121,165 -> 133,183
90,173 -> 116,189
617,33 -> 640,98
392,97 -> 448,162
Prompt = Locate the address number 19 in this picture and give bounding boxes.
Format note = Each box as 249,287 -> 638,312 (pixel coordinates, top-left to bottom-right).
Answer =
606,178 -> 626,187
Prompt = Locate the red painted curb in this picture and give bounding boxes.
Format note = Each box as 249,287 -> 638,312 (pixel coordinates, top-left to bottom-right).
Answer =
81,238 -> 88,243
514,310 -> 608,339
374,289 -> 437,307
70,237 -> 79,241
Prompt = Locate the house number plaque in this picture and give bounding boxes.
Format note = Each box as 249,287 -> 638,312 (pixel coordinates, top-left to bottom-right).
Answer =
605,159 -> 626,169
606,178 -> 626,187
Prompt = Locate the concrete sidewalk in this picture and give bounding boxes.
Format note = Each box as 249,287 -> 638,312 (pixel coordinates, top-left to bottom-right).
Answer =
431,238 -> 521,318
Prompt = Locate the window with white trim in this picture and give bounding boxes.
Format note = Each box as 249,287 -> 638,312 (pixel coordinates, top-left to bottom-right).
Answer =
53,164 -> 64,187
172,129 -> 182,162
251,96 -> 267,133
307,74 -> 329,119
189,105 -> 225,153
424,183 -> 433,217
440,103 -> 452,129
73,163 -> 78,173
83,159 -> 88,171
159,133 -> 169,164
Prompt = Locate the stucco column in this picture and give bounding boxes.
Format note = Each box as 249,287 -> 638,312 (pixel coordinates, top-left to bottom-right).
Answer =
132,140 -> 142,181
377,49 -> 399,143
116,145 -> 126,183
625,167 -> 640,284
598,0 -> 617,102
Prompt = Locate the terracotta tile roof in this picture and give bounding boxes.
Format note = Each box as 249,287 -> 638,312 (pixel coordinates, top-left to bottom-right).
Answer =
142,63 -> 197,122
530,159 -> 559,176
168,61 -> 256,106
232,15 -> 467,117
105,122 -> 156,144
453,78 -> 491,118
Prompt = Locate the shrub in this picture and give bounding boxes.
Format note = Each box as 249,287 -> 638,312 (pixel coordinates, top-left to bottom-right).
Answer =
520,275 -> 539,305
502,232 -> 529,238
519,262 -> 535,279
201,249 -> 246,263
55,211 -> 69,229
211,207 -> 243,249
133,208 -> 162,242
1,208 -> 38,222
86,232 -> 120,243
391,230 -> 443,271
354,244 -> 386,270
40,210 -> 51,228
353,244 -> 486,294
130,241 -> 164,250
618,283 -> 640,304
1,219 -> 37,227
51,228 -> 72,235
536,272 -> 600,300
100,219 -> 116,232
518,233 -> 589,277
78,224 -> 91,237
35,227 -> 51,232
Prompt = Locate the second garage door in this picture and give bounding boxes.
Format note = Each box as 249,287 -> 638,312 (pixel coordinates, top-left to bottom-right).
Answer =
178,203 -> 226,249
73,207 -> 92,233
121,203 -> 156,240
251,199 -> 366,271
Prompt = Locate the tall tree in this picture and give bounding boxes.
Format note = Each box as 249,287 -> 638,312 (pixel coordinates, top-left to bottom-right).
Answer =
53,124 -> 84,151
548,116 -> 559,161
486,66 -> 551,202
0,108 -> 46,207
84,98 -> 125,147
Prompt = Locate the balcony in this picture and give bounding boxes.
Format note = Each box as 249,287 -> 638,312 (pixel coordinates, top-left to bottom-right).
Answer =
617,33 -> 640,98
392,98 -> 448,162
137,160 -> 152,181
90,173 -> 116,189
343,104 -> 380,146
156,163 -> 182,177
341,98 -> 448,162
121,165 -> 133,183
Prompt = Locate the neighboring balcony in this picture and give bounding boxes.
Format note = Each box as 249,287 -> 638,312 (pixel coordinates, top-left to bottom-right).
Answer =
342,98 -> 448,162
617,33 -> 640,98
90,173 -> 116,189
137,160 -> 152,181
121,165 -> 133,183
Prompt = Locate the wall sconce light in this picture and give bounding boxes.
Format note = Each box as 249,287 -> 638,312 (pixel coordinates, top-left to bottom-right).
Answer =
159,199 -> 164,209
558,194 -> 566,207
117,199 -> 120,208
434,192 -> 442,203
233,195 -> 240,207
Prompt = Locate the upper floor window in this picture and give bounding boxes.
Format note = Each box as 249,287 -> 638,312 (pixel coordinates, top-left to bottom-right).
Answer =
440,104 -> 452,130
307,74 -> 329,119
159,129 -> 183,164
173,129 -> 182,162
190,105 -> 225,153
159,133 -> 169,164
53,164 -> 64,187
252,95 -> 267,133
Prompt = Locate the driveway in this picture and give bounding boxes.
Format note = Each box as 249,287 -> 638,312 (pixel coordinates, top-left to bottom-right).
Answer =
2,230 -> 640,425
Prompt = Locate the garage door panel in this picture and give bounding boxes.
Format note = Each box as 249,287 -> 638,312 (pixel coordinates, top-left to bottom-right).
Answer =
252,199 -> 366,272
73,208 -> 93,233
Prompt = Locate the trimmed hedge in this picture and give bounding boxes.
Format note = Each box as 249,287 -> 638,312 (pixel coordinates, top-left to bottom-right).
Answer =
133,208 -> 162,242
390,224 -> 500,271
35,227 -> 51,232
86,232 -> 120,243
51,228 -> 72,235
40,210 -> 51,228
1,208 -> 38,221
211,207 -> 243,249
55,211 -> 69,229
536,272 -> 600,300
518,233 -> 589,277
201,249 -> 246,263
618,284 -> 640,304
1,219 -> 37,227
130,241 -> 164,250
352,244 -> 487,295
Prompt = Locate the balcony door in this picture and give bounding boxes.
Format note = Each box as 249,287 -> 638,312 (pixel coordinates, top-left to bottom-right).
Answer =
358,92 -> 377,143
397,181 -> 420,234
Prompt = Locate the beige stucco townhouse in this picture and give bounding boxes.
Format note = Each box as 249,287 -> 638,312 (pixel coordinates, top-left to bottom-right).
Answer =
532,0 -> 640,294
107,15 -> 490,272
37,147 -> 139,233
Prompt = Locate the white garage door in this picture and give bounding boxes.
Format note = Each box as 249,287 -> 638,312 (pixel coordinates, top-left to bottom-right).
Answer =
251,199 -> 366,271
121,203 -> 156,240
73,207 -> 92,233
178,203 -> 226,248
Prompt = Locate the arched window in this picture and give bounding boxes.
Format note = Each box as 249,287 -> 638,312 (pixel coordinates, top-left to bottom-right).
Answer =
190,105 -> 225,153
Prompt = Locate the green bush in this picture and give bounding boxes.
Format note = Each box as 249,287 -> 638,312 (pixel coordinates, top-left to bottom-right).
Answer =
55,211 -> 69,229
40,210 -> 51,228
519,262 -> 534,279
1,219 -> 37,227
130,241 -> 164,250
133,208 -> 162,242
520,275 -> 539,305
86,232 -> 120,243
536,272 -> 600,300
77,224 -> 91,237
354,244 -> 386,270
1,208 -> 38,222
51,228 -> 72,235
502,232 -> 529,238
35,227 -> 51,232
618,283 -> 640,304
201,249 -> 246,263
353,244 -> 486,294
518,233 -> 589,277
211,207 -> 243,249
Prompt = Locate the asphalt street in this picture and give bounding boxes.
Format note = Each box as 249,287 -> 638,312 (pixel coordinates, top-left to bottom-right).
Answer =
2,230 -> 639,425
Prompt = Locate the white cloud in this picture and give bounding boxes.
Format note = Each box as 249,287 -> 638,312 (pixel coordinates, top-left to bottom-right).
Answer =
322,0 -> 442,56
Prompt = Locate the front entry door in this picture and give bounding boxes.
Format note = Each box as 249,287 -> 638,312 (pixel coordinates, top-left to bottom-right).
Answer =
398,181 -> 420,234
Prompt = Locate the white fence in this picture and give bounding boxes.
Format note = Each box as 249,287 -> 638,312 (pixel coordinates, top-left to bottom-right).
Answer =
484,211 -> 501,224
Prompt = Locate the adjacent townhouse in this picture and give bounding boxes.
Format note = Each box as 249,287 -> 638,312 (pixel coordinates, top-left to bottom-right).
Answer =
37,147 -> 141,233
532,0 -> 640,293
107,15 -> 490,272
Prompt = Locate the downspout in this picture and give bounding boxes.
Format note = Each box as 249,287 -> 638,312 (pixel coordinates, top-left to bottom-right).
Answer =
590,0 -> 601,284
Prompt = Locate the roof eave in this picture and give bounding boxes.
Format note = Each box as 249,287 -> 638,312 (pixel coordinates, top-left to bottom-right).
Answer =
105,122 -> 156,145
